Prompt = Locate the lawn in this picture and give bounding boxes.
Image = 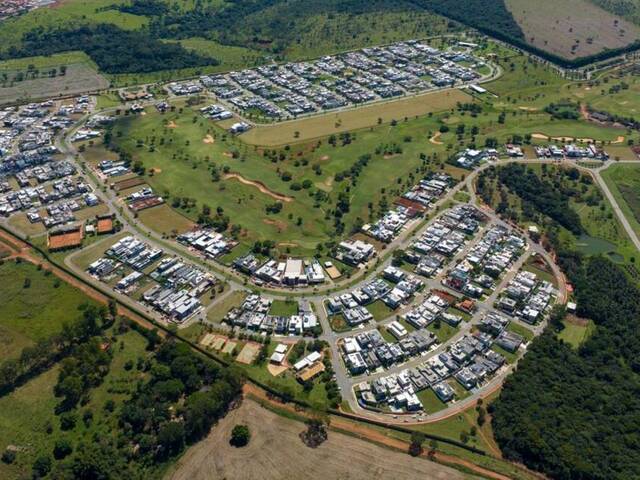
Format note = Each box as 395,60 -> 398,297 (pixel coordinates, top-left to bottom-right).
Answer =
0,260 -> 97,360
366,300 -> 396,321
492,345 -> 519,364
239,88 -> 472,146
206,290 -> 247,324
427,321 -> 458,343
269,299 -> 299,316
416,388 -> 447,414
507,322 -> 535,342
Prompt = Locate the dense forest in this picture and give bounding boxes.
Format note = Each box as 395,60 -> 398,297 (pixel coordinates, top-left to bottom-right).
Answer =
2,24 -> 213,74
492,256 -> 640,480
45,334 -> 243,478
477,163 -> 584,235
481,163 -> 640,479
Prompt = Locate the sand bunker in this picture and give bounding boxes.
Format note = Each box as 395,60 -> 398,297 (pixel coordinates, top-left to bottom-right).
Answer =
224,173 -> 293,202
531,132 -> 601,143
203,134 -> 215,144
167,121 -> 177,128
429,132 -> 443,145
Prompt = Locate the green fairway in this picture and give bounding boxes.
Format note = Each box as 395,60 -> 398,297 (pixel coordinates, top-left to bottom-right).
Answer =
0,260 -> 96,360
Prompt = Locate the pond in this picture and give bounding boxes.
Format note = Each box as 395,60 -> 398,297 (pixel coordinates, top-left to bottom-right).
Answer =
575,234 -> 622,261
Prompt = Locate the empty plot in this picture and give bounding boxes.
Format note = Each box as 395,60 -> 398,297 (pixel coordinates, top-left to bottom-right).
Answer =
166,399 -> 465,480
236,342 -> 262,365
239,89 -> 472,146
506,0 -> 640,59
0,63 -> 109,105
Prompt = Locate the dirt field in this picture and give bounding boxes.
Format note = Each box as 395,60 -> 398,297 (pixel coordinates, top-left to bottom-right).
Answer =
236,341 -> 262,365
506,0 -> 640,59
166,399 -> 468,480
239,89 -> 472,146
0,63 -> 109,105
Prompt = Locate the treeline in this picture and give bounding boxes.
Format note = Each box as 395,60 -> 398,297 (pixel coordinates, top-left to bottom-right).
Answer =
3,24 -> 214,74
118,340 -> 243,460
39,334 -> 243,478
478,163 -> 583,235
492,255 -> 640,480
0,303 -> 111,396
118,0 -> 168,16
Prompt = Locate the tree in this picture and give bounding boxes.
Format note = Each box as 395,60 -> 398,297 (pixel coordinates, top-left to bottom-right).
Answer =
53,439 -> 73,459
32,455 -> 52,478
1,449 -> 16,464
409,431 -> 426,457
230,424 -> 250,447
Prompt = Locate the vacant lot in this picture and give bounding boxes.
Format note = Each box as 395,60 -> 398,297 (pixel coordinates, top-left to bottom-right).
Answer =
240,89 -> 472,146
0,260 -> 96,360
166,399 -> 466,480
0,63 -> 109,105
601,163 -> 640,237
506,0 -> 640,59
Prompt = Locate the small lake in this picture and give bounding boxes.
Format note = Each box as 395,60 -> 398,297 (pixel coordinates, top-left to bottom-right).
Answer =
575,234 -> 622,262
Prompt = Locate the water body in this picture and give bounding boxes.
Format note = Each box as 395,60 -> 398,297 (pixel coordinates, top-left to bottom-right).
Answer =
575,234 -> 622,262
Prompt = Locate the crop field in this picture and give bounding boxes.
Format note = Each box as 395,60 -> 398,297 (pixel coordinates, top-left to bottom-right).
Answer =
0,63 -> 109,105
601,163 -> 640,237
239,89 -> 473,146
505,0 -> 640,59
166,399 -> 466,480
0,260 -> 96,361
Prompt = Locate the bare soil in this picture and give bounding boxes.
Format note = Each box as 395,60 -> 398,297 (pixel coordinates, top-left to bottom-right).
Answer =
166,399 -> 467,480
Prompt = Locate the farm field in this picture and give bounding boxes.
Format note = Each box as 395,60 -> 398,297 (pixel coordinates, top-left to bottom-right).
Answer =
0,63 -> 109,105
505,0 -> 640,59
165,399 -> 467,480
0,260 -> 96,361
239,88 -> 472,146
601,163 -> 640,238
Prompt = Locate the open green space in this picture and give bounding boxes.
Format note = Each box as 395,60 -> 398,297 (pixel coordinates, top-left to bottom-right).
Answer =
206,290 -> 247,324
366,300 -> 396,321
507,322 -> 535,342
427,321 -> 458,343
0,260 -> 96,360
0,329 -> 150,480
601,163 -> 640,238
557,318 -> 596,348
268,299 -> 299,317
416,388 -> 448,414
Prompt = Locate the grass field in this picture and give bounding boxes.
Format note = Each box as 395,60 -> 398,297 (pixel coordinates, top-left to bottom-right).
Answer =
558,318 -> 595,348
205,290 -> 247,324
0,329 -> 150,480
268,299 -> 299,316
505,0 -> 640,59
239,89 -> 472,146
0,260 -> 96,361
601,163 -> 640,238
109,98 -> 463,256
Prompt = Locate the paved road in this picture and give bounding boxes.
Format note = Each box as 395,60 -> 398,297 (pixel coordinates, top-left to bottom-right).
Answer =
22,101 -> 635,425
